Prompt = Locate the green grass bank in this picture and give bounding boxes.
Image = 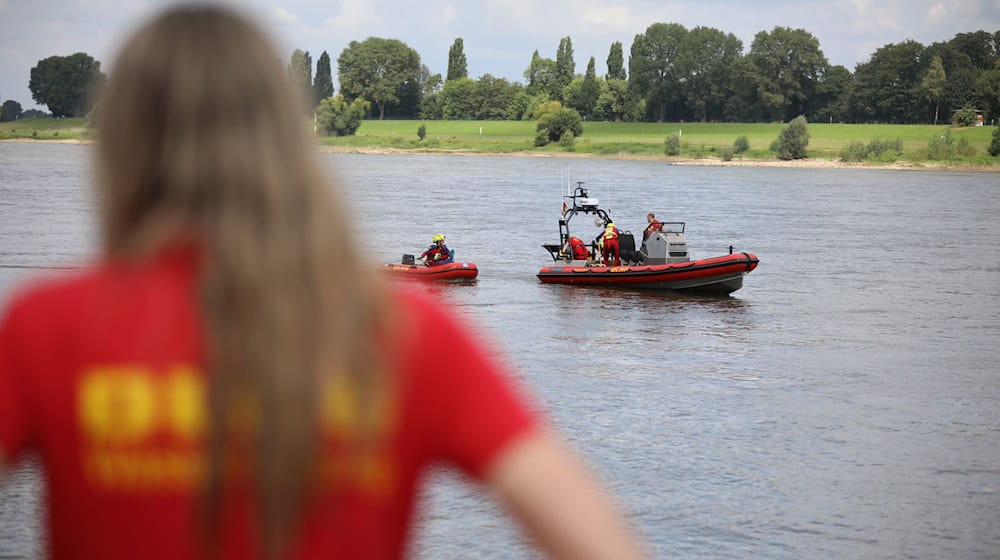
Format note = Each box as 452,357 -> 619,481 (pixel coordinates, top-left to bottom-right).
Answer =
4,117 -> 998,168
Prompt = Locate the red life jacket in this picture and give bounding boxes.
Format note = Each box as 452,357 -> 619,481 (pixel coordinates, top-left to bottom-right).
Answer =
569,237 -> 588,260
421,245 -> 451,265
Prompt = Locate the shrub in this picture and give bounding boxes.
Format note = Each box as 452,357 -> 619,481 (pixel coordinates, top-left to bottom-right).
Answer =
775,115 -> 809,160
951,106 -> 978,127
534,128 -> 550,147
537,107 -> 583,143
839,138 -> 903,162
532,100 -> 562,122
956,136 -> 976,157
559,131 -> 575,150
926,130 -> 976,159
733,135 -> 750,154
664,134 -> 681,156
840,141 -> 867,162
316,94 -> 370,136
417,123 -> 426,141
719,146 -> 735,161
989,126 -> 1000,157
926,132 -> 952,159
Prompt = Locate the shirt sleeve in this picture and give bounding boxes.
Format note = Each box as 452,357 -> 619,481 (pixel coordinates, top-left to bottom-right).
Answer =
413,295 -> 539,479
0,297 -> 35,464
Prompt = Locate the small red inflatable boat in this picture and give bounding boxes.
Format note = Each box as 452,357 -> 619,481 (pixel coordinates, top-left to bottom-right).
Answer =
383,261 -> 479,282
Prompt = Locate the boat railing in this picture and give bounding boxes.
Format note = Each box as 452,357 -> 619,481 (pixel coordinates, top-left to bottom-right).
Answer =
542,243 -> 564,262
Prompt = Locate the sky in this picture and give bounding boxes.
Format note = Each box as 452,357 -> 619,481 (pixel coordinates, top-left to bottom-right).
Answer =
1,0 -> 999,111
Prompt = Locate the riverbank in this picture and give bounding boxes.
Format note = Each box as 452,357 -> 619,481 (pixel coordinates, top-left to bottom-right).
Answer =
314,144 -> 998,172
4,137 -> 996,172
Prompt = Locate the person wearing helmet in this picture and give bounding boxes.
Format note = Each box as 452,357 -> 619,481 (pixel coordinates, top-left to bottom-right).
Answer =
420,233 -> 454,266
601,222 -> 620,266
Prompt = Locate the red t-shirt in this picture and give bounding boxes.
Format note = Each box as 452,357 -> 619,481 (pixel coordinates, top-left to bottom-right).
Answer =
0,244 -> 537,559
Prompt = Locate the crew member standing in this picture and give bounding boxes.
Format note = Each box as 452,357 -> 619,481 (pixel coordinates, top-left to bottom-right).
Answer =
601,222 -> 620,266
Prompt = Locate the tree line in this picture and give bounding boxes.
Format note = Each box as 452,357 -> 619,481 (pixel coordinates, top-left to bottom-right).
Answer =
287,26 -> 999,128
12,25 -> 1000,128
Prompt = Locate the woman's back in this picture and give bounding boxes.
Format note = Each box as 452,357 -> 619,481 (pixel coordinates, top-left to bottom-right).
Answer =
0,243 -> 535,559
0,5 -> 646,560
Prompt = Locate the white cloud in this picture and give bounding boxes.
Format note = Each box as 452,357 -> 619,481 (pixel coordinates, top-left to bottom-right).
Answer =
271,6 -> 298,23
439,3 -> 458,26
847,0 -> 904,33
484,0 -> 539,35
925,2 -> 948,24
321,0 -> 384,32
577,4 -> 645,34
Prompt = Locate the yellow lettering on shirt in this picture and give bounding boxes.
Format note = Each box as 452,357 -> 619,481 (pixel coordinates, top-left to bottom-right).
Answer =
164,366 -> 204,440
78,367 -> 157,442
75,365 -> 397,496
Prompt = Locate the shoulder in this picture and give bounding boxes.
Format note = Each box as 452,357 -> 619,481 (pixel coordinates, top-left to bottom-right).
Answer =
2,268 -> 102,326
385,285 -> 480,352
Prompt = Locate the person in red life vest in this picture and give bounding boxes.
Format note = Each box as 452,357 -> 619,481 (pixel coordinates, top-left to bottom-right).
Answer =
0,6 -> 647,560
419,233 -> 454,266
561,236 -> 589,261
642,212 -> 662,242
601,222 -> 621,266
570,236 -> 589,260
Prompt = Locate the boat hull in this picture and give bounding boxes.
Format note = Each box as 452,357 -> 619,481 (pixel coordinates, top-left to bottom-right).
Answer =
537,253 -> 758,295
383,261 -> 479,282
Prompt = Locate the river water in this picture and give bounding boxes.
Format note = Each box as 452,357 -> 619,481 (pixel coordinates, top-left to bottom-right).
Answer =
1,142 -> 998,559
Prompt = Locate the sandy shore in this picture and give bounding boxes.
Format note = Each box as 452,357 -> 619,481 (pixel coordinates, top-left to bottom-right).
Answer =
1,138 -> 91,145
5,138 -> 995,172
315,145 -> 999,172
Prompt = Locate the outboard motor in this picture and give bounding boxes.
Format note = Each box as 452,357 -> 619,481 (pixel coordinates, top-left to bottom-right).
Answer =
641,231 -> 689,265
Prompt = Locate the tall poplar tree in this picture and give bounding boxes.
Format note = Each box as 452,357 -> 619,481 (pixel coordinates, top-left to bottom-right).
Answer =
524,50 -> 560,99
447,38 -> 468,81
313,51 -> 334,107
920,56 -> 947,125
287,49 -> 312,112
606,41 -> 626,80
578,57 -> 600,118
555,36 -> 575,97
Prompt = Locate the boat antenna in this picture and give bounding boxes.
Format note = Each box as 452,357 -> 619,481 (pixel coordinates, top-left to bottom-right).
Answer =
606,181 -> 611,216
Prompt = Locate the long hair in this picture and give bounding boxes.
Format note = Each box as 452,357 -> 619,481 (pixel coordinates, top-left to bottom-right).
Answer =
95,5 -> 387,556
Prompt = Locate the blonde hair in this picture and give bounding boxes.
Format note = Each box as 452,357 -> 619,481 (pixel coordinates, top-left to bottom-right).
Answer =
95,5 -> 386,556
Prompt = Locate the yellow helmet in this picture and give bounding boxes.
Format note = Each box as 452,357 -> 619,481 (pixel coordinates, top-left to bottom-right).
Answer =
606,222 -> 616,229
432,233 -> 446,242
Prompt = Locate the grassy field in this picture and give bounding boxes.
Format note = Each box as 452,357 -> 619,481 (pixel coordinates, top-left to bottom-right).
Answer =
0,117 -> 87,140
325,119 -> 999,165
4,117 -> 998,167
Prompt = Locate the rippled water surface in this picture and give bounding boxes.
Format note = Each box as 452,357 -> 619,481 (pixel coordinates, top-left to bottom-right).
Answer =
1,143 -> 998,559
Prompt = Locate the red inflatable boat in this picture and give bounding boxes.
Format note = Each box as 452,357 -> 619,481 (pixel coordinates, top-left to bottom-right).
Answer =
539,182 -> 758,295
537,252 -> 758,295
383,261 -> 479,282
